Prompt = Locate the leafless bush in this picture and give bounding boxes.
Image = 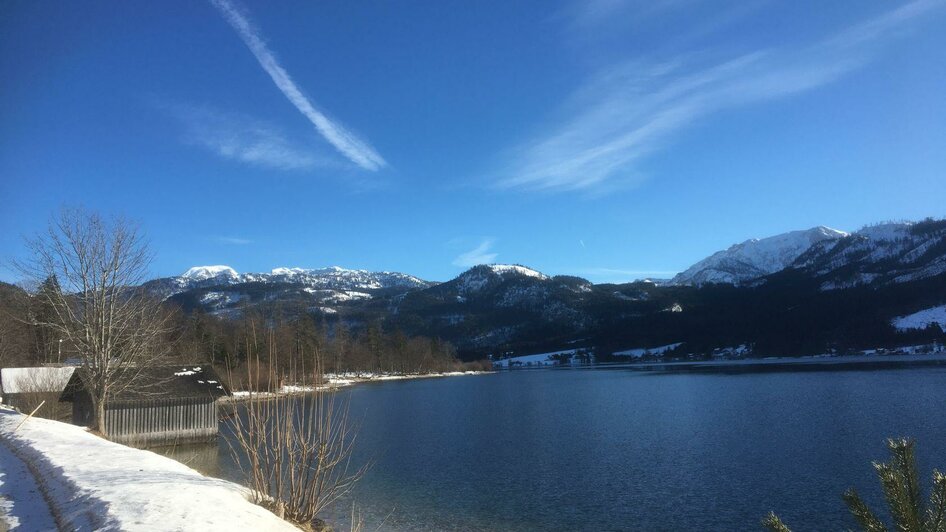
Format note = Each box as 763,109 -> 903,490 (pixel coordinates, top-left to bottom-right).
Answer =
226,344 -> 369,529
5,368 -> 73,422
460,359 -> 493,372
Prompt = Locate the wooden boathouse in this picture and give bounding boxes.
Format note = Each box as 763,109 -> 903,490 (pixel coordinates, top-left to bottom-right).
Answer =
59,365 -> 229,446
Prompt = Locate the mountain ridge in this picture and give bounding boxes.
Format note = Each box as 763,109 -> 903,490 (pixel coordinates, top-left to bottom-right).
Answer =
155,218 -> 946,295
671,226 -> 849,286
137,217 -> 946,359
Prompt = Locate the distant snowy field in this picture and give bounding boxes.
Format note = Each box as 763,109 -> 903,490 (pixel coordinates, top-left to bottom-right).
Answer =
892,305 -> 946,331
491,349 -> 581,368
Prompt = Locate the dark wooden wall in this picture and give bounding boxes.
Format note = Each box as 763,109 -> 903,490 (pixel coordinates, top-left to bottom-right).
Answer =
70,391 -> 96,427
105,397 -> 219,446
67,394 -> 220,446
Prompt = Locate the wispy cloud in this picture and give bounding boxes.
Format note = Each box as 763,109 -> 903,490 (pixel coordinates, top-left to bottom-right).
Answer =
210,0 -> 386,171
499,0 -> 943,193
452,239 -> 498,268
165,103 -> 327,170
217,236 -> 253,245
568,0 -> 701,32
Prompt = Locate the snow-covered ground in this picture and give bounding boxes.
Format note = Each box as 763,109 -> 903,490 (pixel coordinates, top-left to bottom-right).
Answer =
228,370 -> 490,399
0,408 -> 296,531
891,305 -> 946,331
0,432 -> 57,531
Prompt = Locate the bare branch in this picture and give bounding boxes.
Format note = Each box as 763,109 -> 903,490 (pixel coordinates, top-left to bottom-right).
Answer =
12,207 -> 173,435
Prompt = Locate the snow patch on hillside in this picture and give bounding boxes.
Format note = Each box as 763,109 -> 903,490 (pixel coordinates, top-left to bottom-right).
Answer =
488,264 -> 548,280
328,290 -> 372,303
810,220 -> 946,290
199,291 -> 243,306
856,222 -> 913,242
892,305 -> 946,331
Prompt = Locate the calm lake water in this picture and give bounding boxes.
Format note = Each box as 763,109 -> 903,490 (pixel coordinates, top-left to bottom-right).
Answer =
163,358 -> 946,531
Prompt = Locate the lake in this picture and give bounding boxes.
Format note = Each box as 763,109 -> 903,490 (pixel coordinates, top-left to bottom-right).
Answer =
163,358 -> 946,530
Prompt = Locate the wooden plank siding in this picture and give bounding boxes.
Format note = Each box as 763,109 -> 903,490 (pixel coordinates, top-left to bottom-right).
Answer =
98,397 -> 220,446
60,365 -> 229,448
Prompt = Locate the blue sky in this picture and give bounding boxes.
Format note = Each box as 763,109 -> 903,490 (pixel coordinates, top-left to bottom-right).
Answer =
2,0 -> 945,283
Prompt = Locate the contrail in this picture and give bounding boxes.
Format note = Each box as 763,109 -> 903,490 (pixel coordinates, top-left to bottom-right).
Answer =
210,0 -> 387,171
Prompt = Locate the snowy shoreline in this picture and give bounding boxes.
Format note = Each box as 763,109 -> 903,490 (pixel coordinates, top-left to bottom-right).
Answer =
0,371 -> 492,529
0,408 -> 297,531
225,370 -> 493,401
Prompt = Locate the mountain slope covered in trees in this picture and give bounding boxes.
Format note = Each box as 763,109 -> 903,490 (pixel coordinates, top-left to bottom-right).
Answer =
120,218 -> 946,362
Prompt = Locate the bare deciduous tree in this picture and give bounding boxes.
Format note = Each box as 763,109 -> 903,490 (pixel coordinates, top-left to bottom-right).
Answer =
14,207 -> 174,435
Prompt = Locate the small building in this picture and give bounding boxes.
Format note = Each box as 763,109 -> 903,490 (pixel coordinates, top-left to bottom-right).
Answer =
60,365 -> 229,446
0,366 -> 76,421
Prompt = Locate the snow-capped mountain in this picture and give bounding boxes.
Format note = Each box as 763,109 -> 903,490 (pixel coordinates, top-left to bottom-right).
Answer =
391,265 -> 597,348
257,266 -> 429,291
124,217 -> 946,358
143,265 -> 432,308
145,266 -> 244,300
672,219 -> 946,290
486,264 -> 548,280
794,220 -> 946,290
452,264 -> 549,296
180,265 -> 240,282
672,226 -> 849,286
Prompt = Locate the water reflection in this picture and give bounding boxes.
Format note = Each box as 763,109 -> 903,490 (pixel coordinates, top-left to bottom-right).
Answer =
156,360 -> 946,531
151,440 -> 229,479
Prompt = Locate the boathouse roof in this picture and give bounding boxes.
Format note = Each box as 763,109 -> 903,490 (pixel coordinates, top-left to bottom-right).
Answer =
60,365 -> 229,402
1,366 -> 76,395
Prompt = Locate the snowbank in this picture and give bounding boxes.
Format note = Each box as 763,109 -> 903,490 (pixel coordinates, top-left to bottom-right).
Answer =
228,371 -> 490,400
0,410 -> 296,531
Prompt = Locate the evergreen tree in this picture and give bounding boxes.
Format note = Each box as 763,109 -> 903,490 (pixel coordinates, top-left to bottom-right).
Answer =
30,275 -> 63,363
763,438 -> 946,532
